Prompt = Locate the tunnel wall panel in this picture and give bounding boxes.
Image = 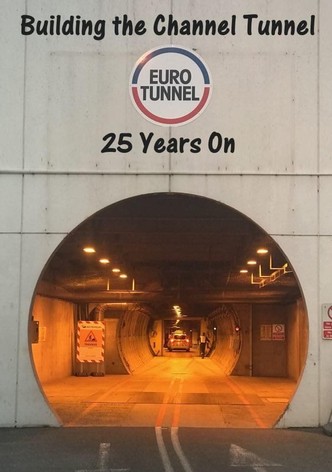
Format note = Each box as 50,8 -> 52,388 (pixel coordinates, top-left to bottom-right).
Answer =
104,319 -> 128,374
118,306 -> 154,373
209,305 -> 241,375
149,320 -> 163,356
17,235 -> 65,427
0,235 -> 21,426
31,296 -> 74,384
287,300 -> 308,380
252,305 -> 288,377
231,304 -> 252,377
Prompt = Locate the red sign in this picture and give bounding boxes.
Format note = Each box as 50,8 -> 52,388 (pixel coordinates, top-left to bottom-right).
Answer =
272,324 -> 285,341
323,330 -> 332,339
321,304 -> 332,340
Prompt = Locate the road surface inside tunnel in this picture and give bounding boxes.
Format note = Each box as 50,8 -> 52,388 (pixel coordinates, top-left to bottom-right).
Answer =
43,352 -> 296,428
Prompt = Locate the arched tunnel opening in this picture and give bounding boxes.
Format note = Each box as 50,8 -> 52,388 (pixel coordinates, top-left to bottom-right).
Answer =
30,193 -> 308,428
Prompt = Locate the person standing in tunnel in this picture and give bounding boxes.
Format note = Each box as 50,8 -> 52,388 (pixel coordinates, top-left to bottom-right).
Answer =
199,332 -> 210,358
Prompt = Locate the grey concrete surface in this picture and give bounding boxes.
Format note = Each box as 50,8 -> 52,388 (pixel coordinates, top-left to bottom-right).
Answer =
0,427 -> 331,472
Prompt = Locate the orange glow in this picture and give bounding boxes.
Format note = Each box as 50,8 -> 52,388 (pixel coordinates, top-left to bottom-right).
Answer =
99,258 -> 110,264
257,248 -> 268,254
247,260 -> 257,265
83,247 -> 96,253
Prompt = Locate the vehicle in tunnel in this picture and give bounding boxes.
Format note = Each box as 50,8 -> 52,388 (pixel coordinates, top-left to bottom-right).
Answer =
167,331 -> 190,351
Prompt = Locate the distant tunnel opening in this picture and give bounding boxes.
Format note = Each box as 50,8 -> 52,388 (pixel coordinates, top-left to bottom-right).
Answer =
29,192 -> 308,427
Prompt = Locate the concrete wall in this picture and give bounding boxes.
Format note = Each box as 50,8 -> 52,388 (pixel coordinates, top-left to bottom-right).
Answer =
91,303 -> 154,373
230,301 -> 307,380
104,308 -> 156,373
31,295 -> 74,384
104,318 -> 128,375
232,304 -> 252,376
252,305 -> 288,377
1,0 -> 332,427
118,305 -> 154,373
149,320 -> 163,356
209,305 -> 241,375
287,300 -> 308,380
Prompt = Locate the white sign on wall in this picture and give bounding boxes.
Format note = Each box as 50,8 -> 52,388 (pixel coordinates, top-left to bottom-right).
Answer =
76,321 -> 105,362
272,324 -> 285,341
322,304 -> 332,340
260,324 -> 285,341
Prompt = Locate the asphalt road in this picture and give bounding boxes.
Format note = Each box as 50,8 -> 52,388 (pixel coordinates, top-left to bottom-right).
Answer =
0,427 -> 332,472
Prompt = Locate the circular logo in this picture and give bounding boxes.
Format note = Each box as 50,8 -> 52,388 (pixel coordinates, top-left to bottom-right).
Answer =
328,306 -> 332,320
129,46 -> 212,126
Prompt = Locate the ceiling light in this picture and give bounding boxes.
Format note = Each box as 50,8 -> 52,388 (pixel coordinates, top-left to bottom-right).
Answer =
120,274 -> 128,279
112,268 -> 121,273
257,248 -> 268,254
240,269 -> 248,274
99,258 -> 110,264
247,260 -> 257,265
173,305 -> 182,317
83,247 -> 96,253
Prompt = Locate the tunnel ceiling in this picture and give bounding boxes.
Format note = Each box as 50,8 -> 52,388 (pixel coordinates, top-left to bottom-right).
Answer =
37,193 -> 301,317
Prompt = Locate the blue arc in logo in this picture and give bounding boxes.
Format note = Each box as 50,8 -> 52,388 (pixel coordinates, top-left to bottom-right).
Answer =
132,46 -> 211,85
130,45 -> 212,126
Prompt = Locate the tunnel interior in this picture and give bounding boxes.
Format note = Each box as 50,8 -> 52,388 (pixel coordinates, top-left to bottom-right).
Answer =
30,193 -> 308,427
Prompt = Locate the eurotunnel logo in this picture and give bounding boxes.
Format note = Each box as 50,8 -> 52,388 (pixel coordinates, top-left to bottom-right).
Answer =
129,45 -> 212,126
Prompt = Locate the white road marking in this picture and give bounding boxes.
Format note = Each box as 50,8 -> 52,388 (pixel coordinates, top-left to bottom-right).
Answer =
171,427 -> 194,472
98,443 -> 111,469
230,444 -> 282,470
75,442 -> 130,472
155,426 -> 175,472
155,377 -> 193,472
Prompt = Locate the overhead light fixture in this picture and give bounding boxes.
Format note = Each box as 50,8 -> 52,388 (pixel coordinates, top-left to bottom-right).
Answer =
173,305 -> 182,317
99,258 -> 110,264
83,247 -> 96,253
257,248 -> 268,254
112,268 -> 121,273
251,255 -> 292,288
120,274 -> 128,279
240,269 -> 248,274
247,260 -> 257,265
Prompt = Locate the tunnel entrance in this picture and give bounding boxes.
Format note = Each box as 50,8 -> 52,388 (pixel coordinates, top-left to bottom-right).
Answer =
30,193 -> 308,427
